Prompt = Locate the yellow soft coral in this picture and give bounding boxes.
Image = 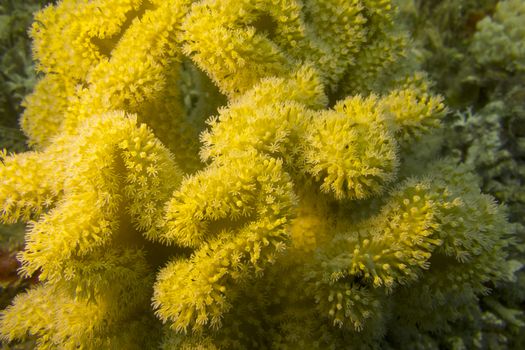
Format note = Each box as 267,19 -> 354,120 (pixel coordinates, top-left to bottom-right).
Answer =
0,0 -> 515,349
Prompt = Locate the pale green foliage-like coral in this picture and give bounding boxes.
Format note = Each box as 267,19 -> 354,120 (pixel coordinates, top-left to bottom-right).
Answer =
0,0 -> 519,349
0,0 -> 50,153
398,0 -> 525,222
470,0 -> 525,72
398,0 -> 525,348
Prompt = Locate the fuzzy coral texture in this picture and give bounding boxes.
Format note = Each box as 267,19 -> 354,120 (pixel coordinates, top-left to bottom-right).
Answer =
0,0 -> 521,349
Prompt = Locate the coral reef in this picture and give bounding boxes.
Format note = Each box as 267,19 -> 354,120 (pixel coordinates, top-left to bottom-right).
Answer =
0,0 -> 520,349
399,0 -> 525,348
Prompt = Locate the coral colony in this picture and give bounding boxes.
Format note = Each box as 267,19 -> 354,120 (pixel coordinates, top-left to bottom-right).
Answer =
0,0 -> 522,349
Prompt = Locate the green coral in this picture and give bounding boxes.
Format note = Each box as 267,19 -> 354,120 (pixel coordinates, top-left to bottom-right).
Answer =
0,0 -> 50,152
470,0 -> 525,72
398,0 -> 525,348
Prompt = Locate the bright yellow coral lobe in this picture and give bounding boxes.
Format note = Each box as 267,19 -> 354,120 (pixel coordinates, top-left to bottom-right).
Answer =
0,0 -> 514,349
